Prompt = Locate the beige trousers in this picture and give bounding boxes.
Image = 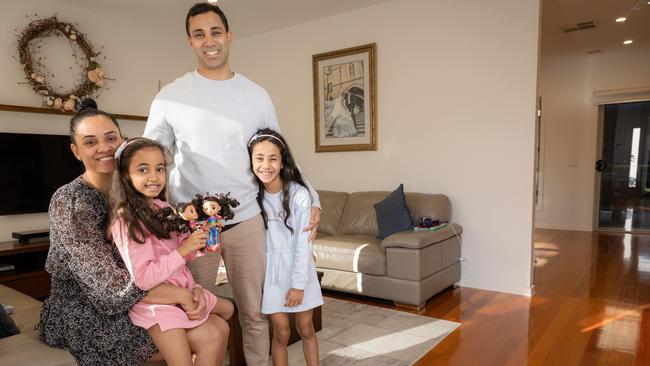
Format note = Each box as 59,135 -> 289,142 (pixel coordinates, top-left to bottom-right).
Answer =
187,214 -> 269,366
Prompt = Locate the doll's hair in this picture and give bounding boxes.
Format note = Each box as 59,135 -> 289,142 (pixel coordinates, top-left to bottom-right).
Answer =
247,128 -> 308,233
155,203 -> 194,234
108,137 -> 170,243
194,192 -> 240,221
175,202 -> 195,220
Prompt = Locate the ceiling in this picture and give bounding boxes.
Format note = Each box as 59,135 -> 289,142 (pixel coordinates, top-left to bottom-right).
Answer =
541,0 -> 650,57
51,0 -> 649,57
51,0 -> 393,40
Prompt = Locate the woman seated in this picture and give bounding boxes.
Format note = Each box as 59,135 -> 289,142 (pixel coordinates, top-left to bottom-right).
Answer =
37,99 -> 228,365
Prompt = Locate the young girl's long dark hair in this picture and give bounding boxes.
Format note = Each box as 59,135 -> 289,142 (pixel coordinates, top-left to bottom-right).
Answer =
248,128 -> 307,233
108,137 -> 169,243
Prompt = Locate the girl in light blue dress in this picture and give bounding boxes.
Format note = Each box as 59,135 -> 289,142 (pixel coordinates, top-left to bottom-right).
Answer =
248,128 -> 323,366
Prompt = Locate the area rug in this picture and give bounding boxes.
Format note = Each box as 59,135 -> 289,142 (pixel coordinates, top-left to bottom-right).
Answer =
285,296 -> 460,366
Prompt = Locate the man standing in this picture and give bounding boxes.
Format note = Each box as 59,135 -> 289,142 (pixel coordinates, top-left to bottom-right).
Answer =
144,3 -> 320,365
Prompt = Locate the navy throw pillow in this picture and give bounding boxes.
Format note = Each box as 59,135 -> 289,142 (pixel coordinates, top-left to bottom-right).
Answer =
374,184 -> 413,239
0,305 -> 20,339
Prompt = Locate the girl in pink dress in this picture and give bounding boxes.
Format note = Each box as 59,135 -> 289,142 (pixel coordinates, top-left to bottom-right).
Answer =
108,137 -> 234,366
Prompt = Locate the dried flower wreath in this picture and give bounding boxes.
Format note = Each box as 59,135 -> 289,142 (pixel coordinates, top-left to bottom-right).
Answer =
16,16 -> 109,110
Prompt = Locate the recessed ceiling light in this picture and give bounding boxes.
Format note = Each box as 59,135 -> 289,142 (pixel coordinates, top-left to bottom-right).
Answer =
207,0 -> 218,3
623,40 -> 633,45
616,17 -> 627,22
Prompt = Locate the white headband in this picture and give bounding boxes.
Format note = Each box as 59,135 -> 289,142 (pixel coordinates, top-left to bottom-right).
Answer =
114,138 -> 143,160
248,134 -> 286,149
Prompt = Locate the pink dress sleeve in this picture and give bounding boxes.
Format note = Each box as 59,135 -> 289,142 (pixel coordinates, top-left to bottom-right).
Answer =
176,231 -> 196,262
111,219 -> 186,291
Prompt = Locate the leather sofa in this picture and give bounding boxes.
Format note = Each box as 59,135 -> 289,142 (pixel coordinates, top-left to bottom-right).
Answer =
314,190 -> 462,309
0,285 -> 167,365
0,284 -> 75,365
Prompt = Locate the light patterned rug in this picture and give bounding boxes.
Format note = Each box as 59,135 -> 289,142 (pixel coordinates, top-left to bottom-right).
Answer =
284,296 -> 459,366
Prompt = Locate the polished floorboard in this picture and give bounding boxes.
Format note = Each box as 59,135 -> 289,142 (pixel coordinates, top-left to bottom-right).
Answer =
330,229 -> 650,365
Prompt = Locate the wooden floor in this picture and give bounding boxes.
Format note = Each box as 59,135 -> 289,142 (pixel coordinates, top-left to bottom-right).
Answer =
333,229 -> 650,365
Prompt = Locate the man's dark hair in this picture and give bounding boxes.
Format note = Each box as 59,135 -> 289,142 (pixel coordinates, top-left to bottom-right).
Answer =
185,2 -> 229,36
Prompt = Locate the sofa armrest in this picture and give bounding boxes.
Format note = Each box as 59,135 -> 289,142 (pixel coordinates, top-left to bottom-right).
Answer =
380,223 -> 462,251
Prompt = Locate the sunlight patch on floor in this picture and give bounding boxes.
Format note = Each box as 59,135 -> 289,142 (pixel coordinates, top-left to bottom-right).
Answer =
534,241 -> 560,251
580,305 -> 647,354
595,306 -> 639,354
623,234 -> 632,260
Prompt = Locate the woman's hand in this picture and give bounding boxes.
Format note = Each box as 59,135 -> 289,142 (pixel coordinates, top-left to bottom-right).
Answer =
284,288 -> 304,307
184,285 -> 208,320
179,289 -> 198,316
177,230 -> 207,257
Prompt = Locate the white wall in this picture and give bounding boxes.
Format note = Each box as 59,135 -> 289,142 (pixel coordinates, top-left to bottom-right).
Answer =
0,0 -> 193,240
231,0 -> 540,295
536,48 -> 650,231
0,0 -> 540,296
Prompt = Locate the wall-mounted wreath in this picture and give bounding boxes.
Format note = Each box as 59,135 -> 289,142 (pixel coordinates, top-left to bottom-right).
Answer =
17,16 -> 108,110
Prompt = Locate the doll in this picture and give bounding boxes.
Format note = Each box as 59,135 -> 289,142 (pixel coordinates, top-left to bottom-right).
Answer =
156,202 -> 207,256
176,202 -> 204,233
201,196 -> 225,252
175,202 -> 207,257
194,193 -> 240,252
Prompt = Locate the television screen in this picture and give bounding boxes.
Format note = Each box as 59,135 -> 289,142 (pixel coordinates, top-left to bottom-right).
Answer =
0,133 -> 83,215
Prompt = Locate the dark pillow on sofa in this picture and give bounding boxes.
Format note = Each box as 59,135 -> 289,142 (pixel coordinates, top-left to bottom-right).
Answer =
374,184 -> 413,239
0,304 -> 20,339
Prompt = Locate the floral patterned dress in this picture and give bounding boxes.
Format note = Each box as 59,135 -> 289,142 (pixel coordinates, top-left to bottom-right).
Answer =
37,177 -> 157,366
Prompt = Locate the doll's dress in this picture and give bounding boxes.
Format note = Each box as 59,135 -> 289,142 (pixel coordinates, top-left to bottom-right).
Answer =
205,215 -> 222,251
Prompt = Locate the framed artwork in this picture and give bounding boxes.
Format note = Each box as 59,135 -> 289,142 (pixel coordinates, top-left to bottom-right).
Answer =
312,43 -> 377,152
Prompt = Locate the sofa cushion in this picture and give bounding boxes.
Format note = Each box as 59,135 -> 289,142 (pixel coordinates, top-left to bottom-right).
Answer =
316,190 -> 349,236
337,192 -> 388,236
0,285 -> 42,338
313,234 -> 386,276
374,184 -> 413,239
0,284 -> 76,365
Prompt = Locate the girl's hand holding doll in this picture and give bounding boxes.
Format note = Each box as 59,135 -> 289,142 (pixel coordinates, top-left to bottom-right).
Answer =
284,288 -> 304,307
177,230 -> 207,257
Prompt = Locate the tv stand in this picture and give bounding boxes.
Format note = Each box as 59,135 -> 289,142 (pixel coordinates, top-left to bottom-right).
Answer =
0,238 -> 50,298
12,229 -> 50,244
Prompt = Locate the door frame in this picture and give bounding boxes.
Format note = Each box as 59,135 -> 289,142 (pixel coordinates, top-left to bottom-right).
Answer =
593,98 -> 650,233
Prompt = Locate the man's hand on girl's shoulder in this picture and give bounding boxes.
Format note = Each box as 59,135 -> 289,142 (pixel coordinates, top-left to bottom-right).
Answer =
304,207 -> 321,241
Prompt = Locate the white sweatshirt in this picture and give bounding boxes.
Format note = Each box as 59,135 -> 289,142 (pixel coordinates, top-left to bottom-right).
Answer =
144,71 -> 319,224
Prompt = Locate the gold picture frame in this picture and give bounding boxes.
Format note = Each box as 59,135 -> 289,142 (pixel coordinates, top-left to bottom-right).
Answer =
312,43 -> 377,152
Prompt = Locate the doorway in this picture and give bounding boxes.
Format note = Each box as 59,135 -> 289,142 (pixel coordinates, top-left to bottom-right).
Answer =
597,101 -> 650,231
